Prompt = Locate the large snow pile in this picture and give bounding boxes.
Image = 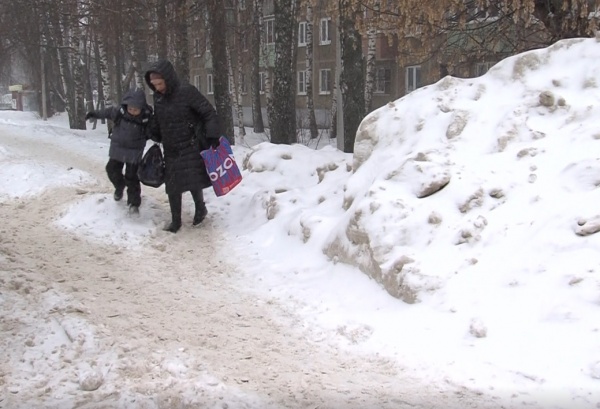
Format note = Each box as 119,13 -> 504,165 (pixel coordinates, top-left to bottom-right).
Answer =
328,38 -> 600,306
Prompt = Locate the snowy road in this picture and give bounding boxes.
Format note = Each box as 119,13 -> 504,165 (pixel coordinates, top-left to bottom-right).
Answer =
0,122 -> 506,408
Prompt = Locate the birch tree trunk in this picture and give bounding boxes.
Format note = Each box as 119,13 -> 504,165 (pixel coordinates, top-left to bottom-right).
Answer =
69,1 -> 86,129
90,36 -> 102,129
226,37 -> 246,138
82,34 -> 95,114
329,79 -> 337,138
271,0 -> 296,145
94,33 -> 112,109
72,41 -> 87,129
129,1 -> 149,89
337,0 -> 364,153
79,21 -> 94,117
156,0 -> 168,60
364,1 -> 379,115
93,0 -> 121,132
250,0 -> 265,133
32,1 -> 53,117
49,3 -> 76,128
207,0 -> 234,142
258,0 -> 275,137
290,0 -> 298,74
39,4 -> 65,117
113,27 -> 124,104
234,6 -> 246,137
173,0 -> 189,82
305,2 -> 318,139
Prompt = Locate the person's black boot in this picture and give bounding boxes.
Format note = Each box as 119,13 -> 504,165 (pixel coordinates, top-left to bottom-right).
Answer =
165,219 -> 182,233
193,206 -> 208,226
164,193 -> 182,233
191,189 -> 207,226
113,187 -> 124,201
106,160 -> 125,201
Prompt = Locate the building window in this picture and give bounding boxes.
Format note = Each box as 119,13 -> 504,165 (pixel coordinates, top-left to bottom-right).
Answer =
194,38 -> 202,56
241,73 -> 248,94
476,62 -> 494,76
406,65 -> 421,93
468,4 -> 499,20
404,24 -> 423,38
207,74 -> 214,95
265,18 -> 275,45
319,18 -> 331,45
374,68 -> 391,94
297,70 -> 306,95
194,75 -> 201,91
259,72 -> 266,94
239,0 -> 246,10
319,69 -> 331,94
298,21 -> 307,46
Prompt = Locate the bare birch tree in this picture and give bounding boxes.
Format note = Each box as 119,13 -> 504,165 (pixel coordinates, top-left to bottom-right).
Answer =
128,1 -> 150,89
93,33 -> 112,109
207,0 -> 234,142
258,0 -> 275,136
338,0 -> 365,153
271,0 -> 297,144
156,0 -> 169,60
304,1 -> 318,139
329,79 -> 337,138
48,2 -> 78,128
233,4 -> 246,137
69,4 -> 87,130
363,0 -> 378,115
172,0 -> 189,82
226,37 -> 246,138
250,0 -> 265,133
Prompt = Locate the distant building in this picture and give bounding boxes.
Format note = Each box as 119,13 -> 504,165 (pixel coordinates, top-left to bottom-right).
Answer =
189,1 -> 519,129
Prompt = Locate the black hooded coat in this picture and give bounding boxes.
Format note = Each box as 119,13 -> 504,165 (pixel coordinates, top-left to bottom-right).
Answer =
144,60 -> 221,195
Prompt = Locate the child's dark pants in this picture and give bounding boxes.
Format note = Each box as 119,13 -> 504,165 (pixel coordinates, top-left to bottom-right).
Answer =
106,159 -> 141,206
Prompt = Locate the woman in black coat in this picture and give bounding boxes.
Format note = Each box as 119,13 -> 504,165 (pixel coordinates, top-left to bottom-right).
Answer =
144,59 -> 221,233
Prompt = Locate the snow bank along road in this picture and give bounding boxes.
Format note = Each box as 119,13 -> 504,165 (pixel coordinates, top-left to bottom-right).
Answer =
0,124 -> 508,408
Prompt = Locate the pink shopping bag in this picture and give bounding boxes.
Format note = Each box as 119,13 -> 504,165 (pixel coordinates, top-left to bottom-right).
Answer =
200,136 -> 242,196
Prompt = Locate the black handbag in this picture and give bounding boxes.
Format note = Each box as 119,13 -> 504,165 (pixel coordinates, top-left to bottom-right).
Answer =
137,143 -> 165,188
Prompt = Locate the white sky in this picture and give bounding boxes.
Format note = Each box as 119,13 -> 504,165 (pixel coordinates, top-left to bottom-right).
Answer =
1,37 -> 600,408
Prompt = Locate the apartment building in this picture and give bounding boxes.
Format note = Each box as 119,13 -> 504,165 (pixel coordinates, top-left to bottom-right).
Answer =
189,1 -> 506,129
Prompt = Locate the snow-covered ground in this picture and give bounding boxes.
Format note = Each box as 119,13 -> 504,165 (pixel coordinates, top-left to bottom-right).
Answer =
1,37 -> 600,408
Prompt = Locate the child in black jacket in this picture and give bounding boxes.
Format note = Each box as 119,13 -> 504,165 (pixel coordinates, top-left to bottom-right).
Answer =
86,88 -> 153,214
